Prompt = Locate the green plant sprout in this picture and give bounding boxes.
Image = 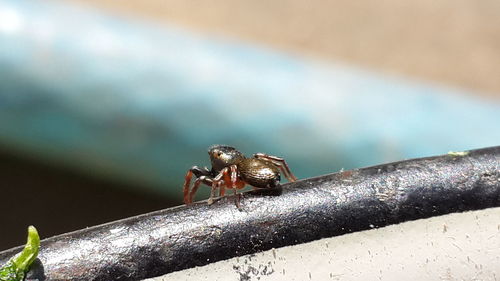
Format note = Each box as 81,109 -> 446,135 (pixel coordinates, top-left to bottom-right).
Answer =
0,226 -> 40,281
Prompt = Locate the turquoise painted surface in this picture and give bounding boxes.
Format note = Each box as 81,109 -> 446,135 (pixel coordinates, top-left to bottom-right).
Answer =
0,0 -> 498,197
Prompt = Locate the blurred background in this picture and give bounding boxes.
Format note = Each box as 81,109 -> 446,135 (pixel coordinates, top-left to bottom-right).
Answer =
0,0 -> 499,250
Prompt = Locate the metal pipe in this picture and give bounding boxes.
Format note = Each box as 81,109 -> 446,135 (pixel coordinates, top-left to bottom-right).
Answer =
1,146 -> 499,281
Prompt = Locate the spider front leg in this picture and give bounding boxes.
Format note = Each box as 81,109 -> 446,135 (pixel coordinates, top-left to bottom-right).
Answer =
254,153 -> 297,182
229,165 -> 244,208
208,167 -> 227,205
188,175 -> 214,204
208,165 -> 239,205
219,185 -> 226,197
183,166 -> 211,204
217,166 -> 234,197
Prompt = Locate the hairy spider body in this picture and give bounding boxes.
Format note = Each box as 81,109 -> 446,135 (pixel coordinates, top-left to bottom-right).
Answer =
183,145 -> 297,205
238,158 -> 280,188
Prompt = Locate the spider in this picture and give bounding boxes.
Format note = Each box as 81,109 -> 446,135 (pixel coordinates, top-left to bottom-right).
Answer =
183,145 -> 297,206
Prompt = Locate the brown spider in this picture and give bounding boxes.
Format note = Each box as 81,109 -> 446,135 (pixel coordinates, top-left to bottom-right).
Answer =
183,145 -> 297,205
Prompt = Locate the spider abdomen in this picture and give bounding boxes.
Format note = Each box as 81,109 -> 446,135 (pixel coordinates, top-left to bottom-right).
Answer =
238,158 -> 280,188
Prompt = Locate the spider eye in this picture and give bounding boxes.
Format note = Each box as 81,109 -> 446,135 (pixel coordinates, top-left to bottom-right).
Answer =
217,152 -> 222,157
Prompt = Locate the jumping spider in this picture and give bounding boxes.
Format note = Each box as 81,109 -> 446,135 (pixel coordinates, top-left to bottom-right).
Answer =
183,145 -> 297,205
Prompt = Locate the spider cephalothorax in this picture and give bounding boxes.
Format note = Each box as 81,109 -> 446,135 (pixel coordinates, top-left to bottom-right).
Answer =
183,145 -> 297,206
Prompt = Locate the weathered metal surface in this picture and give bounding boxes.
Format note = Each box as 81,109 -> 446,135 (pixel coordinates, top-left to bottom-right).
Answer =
1,146 -> 499,281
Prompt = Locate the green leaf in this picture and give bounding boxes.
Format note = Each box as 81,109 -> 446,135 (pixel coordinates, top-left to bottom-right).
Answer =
0,226 -> 40,281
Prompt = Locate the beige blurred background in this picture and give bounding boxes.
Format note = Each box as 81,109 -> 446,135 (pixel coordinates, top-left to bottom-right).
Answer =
72,0 -> 500,99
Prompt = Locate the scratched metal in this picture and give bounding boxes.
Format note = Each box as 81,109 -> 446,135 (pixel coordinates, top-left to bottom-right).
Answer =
0,146 -> 499,281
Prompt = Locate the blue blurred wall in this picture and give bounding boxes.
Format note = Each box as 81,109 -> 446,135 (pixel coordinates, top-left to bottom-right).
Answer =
0,0 -> 498,198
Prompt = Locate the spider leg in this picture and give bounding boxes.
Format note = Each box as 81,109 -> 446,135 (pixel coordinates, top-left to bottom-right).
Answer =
183,166 -> 211,204
219,185 -> 226,197
183,170 -> 194,204
254,153 -> 297,182
228,165 -> 247,208
208,181 -> 225,205
232,188 -> 242,209
188,176 -> 213,204
229,165 -> 238,189
229,165 -> 241,207
191,166 -> 211,178
208,167 -> 229,205
214,165 -> 237,203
